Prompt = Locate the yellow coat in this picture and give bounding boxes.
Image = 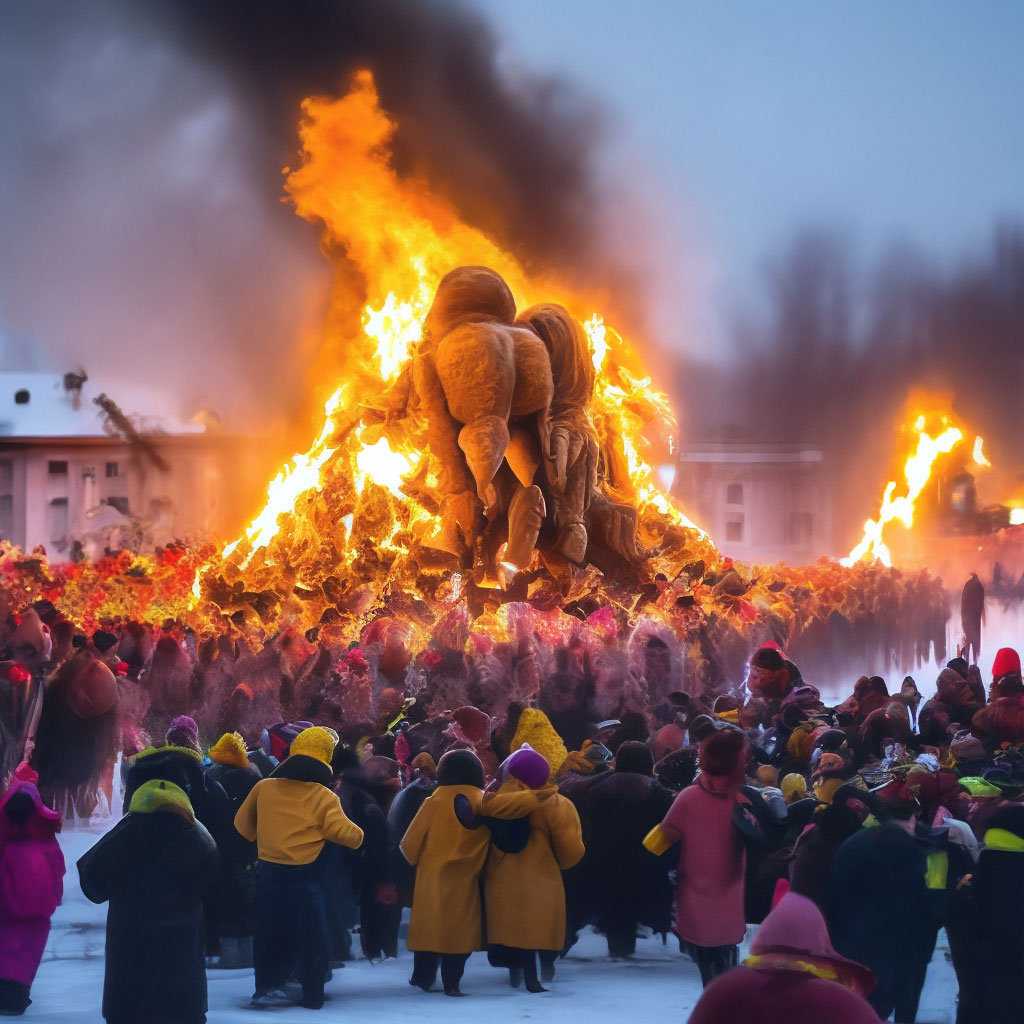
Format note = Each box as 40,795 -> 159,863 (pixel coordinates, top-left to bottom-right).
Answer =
234,778 -> 364,865
400,783 -> 552,954
484,780 -> 584,952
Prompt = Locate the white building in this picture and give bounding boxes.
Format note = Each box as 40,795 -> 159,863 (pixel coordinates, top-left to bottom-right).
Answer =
0,372 -> 259,557
673,440 -> 835,565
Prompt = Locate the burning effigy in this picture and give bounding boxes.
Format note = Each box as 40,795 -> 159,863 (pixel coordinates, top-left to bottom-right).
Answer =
1,72 -> 1013,817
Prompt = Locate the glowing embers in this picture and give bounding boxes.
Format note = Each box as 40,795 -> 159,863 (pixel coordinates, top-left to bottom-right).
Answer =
353,435 -> 415,497
363,285 -> 430,382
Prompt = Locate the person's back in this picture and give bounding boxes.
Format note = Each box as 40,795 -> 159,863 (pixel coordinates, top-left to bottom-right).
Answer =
690,968 -> 882,1024
400,749 -> 554,996
658,729 -> 751,986
481,748 -> 584,991
233,727 -> 363,1010
78,779 -> 218,1024
949,805 -> 1024,1024
203,732 -> 261,967
569,743 -> 673,955
689,890 -> 880,1024
827,818 -> 943,1022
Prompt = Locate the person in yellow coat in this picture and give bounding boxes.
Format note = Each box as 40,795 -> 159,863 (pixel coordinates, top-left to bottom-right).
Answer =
479,743 -> 584,992
400,749 -> 553,996
234,726 -> 364,1010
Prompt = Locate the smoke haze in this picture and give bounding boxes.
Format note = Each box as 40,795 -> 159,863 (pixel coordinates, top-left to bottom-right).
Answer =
0,0 -> 630,437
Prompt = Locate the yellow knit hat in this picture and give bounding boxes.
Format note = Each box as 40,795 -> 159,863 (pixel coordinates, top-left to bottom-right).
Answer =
511,708 -> 568,781
128,779 -> 195,823
209,732 -> 249,770
290,726 -> 337,766
781,772 -> 808,804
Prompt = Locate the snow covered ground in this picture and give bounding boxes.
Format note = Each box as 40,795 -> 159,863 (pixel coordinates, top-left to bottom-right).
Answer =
28,825 -> 962,1023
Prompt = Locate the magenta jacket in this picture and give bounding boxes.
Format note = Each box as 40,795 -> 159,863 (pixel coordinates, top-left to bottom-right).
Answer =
0,777 -> 65,987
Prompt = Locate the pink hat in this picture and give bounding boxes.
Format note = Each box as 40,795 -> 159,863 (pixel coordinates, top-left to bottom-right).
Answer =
746,891 -> 875,996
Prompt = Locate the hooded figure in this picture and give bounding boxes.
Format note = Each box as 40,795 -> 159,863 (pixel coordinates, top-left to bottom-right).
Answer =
77,779 -> 218,1024
688,891 -> 879,1024
747,647 -> 793,709
234,726 -> 364,1010
32,654 -> 119,820
657,729 -> 752,986
0,763 -> 64,1016
920,669 -> 983,741
399,749 -> 554,996
477,744 -> 584,991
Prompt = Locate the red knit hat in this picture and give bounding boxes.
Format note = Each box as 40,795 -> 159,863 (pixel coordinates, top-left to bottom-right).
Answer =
992,647 -> 1021,681
699,728 -> 749,778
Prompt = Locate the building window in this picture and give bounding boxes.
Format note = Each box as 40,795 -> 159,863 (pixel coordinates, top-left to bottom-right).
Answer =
105,496 -> 130,516
726,483 -> 744,505
725,518 -> 744,543
48,460 -> 68,476
14,390 -> 29,405
48,498 -> 69,553
787,511 -> 814,546
0,495 -> 11,543
105,461 -> 119,478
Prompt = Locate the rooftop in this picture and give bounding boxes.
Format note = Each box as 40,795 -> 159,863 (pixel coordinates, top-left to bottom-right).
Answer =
0,372 -> 206,439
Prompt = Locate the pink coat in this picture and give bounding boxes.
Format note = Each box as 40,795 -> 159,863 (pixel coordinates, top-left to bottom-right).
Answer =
662,774 -> 746,947
0,780 -> 65,986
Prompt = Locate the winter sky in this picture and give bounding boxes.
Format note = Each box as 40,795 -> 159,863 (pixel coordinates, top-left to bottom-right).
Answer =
469,0 -> 1024,342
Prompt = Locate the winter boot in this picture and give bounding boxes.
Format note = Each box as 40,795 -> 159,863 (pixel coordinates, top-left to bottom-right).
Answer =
523,954 -> 547,994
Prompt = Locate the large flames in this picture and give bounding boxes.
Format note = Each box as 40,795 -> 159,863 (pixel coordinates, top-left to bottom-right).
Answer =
191,71 -> 704,623
841,410 -> 992,567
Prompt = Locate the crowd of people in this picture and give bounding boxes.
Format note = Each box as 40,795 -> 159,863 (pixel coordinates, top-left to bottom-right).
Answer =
1,596 -> 1024,1021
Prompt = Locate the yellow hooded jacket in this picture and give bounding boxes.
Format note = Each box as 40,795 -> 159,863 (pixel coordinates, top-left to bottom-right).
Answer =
234,727 -> 363,865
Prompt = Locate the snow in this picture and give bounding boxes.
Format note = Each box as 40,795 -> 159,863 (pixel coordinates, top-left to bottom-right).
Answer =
26,825 -> 961,1023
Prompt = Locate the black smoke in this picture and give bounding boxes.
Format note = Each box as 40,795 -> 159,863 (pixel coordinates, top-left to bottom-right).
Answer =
0,0 -> 618,430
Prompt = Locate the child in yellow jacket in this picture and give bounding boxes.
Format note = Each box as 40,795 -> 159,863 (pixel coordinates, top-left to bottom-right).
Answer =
234,727 -> 363,1010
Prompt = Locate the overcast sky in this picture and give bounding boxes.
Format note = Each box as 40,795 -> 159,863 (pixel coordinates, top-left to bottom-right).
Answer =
469,0 -> 1024,348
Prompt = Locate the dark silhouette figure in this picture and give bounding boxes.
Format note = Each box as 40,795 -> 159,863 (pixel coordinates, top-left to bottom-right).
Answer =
960,574 -> 985,664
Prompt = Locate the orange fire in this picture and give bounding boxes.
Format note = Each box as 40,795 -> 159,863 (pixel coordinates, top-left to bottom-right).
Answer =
192,71 -> 703,609
841,409 -> 991,567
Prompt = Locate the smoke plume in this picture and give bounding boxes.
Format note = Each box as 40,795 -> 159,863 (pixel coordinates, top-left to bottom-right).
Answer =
0,0 -> 621,432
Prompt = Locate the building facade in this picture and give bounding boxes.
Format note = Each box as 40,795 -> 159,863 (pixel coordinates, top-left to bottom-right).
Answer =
674,441 -> 834,565
0,372 -> 260,558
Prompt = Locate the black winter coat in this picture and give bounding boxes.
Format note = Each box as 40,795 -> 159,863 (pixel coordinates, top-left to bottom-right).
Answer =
561,768 -> 675,937
338,772 -> 398,959
386,779 -> 435,906
827,822 -> 945,1022
78,811 -> 218,1024
948,844 -> 1024,1024
202,761 -> 259,932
